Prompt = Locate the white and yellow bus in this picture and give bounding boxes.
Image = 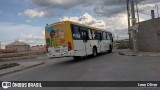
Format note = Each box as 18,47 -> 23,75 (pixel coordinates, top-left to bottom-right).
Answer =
45,21 -> 113,59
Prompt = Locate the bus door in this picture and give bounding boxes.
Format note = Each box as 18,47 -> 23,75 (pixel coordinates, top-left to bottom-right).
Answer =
101,32 -> 108,51
97,32 -> 103,52
100,32 -> 107,52
71,25 -> 85,56
106,32 -> 111,50
81,30 -> 90,55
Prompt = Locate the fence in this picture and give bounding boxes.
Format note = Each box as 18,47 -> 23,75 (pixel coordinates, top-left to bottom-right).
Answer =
0,48 -> 17,54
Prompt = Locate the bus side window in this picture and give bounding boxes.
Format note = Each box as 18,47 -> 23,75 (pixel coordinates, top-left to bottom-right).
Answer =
109,33 -> 113,42
88,29 -> 92,39
99,32 -> 102,40
96,32 -> 102,40
92,30 -> 96,39
71,25 -> 81,40
94,31 -> 98,40
80,27 -> 89,40
103,32 -> 107,40
106,32 -> 111,40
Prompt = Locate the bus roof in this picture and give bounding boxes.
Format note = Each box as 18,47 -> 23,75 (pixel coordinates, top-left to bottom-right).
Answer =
49,21 -> 111,33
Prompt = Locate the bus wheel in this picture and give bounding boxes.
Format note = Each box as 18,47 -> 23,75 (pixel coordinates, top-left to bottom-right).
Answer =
93,47 -> 97,57
108,45 -> 112,53
73,56 -> 81,60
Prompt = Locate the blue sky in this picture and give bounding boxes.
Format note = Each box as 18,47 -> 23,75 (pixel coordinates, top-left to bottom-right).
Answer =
0,0 -> 159,48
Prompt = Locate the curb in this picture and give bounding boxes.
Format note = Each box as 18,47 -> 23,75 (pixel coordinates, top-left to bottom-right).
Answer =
118,52 -> 137,56
0,62 -> 45,77
119,51 -> 160,57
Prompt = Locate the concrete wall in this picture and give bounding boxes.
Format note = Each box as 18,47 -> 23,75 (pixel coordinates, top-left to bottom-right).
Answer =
6,45 -> 30,52
137,18 -> 160,52
31,45 -> 46,52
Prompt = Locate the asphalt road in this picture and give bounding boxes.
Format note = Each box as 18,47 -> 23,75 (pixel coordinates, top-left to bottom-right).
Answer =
1,51 -> 160,90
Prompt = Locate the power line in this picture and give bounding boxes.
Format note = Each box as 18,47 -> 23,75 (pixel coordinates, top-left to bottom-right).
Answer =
135,2 -> 157,17
137,2 -> 156,13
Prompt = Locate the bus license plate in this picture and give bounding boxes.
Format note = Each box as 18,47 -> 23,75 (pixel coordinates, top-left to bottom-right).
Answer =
55,49 -> 60,52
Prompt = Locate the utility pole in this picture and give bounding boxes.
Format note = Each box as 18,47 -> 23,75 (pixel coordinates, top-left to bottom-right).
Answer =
136,2 -> 139,23
131,0 -> 138,53
126,0 -> 132,49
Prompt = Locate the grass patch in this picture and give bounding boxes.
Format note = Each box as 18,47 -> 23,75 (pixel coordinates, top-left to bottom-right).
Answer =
117,43 -> 129,49
115,40 -> 129,49
0,63 -> 19,70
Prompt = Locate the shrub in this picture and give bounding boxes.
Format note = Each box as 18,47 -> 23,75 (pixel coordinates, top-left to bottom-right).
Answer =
0,63 -> 19,70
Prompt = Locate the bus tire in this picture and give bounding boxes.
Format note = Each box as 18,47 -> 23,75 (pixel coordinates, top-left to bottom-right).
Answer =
93,47 -> 97,57
73,56 -> 81,60
108,45 -> 112,53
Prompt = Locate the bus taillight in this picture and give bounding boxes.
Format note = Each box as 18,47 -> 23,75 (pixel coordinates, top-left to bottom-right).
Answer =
68,42 -> 72,51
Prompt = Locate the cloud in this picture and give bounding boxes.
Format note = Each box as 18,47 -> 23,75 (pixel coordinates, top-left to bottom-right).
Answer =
19,34 -> 45,46
93,0 -> 160,17
25,19 -> 34,23
105,14 -> 128,32
26,0 -> 127,17
0,22 -> 45,48
93,0 -> 126,17
60,13 -> 107,29
25,0 -> 160,17
94,5 -> 126,17
26,0 -> 87,9
18,9 -> 54,18
25,19 -> 38,23
137,1 -> 160,13
105,12 -> 145,39
103,13 -> 129,40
